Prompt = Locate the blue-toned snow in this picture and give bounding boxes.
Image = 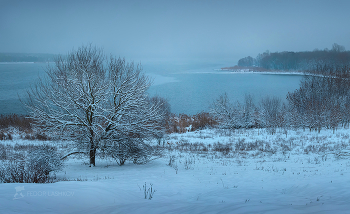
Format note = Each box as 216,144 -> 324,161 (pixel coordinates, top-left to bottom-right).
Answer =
1,127 -> 350,213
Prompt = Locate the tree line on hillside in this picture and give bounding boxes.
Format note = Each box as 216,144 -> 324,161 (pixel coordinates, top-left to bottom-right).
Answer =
237,43 -> 350,72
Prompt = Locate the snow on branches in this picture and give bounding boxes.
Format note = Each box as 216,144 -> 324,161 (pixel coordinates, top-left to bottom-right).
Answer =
24,45 -> 165,166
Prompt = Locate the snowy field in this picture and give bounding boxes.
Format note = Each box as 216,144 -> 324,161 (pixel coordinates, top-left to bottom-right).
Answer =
1,127 -> 350,213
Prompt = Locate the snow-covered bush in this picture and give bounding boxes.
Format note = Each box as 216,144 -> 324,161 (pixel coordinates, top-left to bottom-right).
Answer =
173,142 -> 208,152
235,140 -> 276,153
0,144 -> 5,160
0,160 -> 26,183
213,142 -> 233,155
26,145 -> 63,180
100,138 -> 153,165
0,132 -> 12,140
165,112 -> 218,134
0,145 -> 63,183
0,114 -> 33,131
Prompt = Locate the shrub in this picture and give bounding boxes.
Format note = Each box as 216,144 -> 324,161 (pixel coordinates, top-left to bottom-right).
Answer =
0,132 -> 5,140
191,112 -> 218,131
0,145 -> 63,183
304,144 -> 330,154
165,112 -> 218,133
280,143 -> 291,152
23,132 -> 50,141
0,144 -> 6,160
24,134 -> 35,140
235,140 -> 276,153
0,114 -> 33,131
0,132 -> 12,140
213,142 -> 233,155
34,133 -> 50,141
26,145 -> 63,179
99,138 -> 153,166
173,142 -> 208,152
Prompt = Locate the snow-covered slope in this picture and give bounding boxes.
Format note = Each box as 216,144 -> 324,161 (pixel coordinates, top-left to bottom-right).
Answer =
1,128 -> 350,214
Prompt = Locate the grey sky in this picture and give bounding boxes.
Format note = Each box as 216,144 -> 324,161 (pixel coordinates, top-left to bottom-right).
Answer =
1,0 -> 350,61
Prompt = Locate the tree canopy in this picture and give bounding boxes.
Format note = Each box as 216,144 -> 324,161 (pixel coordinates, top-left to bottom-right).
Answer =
24,45 -> 165,166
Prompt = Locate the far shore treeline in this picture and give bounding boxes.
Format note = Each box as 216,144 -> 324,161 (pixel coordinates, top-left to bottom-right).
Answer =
0,53 -> 57,62
236,43 -> 350,72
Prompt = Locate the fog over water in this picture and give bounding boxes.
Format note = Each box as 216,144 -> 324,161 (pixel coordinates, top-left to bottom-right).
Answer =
1,0 -> 350,61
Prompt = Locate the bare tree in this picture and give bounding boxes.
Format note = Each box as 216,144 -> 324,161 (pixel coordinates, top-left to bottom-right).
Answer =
210,93 -> 242,129
287,75 -> 344,132
260,96 -> 282,134
147,95 -> 171,144
332,43 -> 346,52
24,45 -> 165,166
242,94 -> 256,128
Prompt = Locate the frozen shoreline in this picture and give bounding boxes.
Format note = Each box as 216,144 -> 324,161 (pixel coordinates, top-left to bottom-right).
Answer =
217,68 -> 307,76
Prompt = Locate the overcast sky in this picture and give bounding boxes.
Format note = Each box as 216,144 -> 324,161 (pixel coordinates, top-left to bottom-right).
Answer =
1,0 -> 350,61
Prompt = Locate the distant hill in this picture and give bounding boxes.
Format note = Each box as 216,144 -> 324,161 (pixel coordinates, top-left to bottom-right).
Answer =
0,53 -> 57,62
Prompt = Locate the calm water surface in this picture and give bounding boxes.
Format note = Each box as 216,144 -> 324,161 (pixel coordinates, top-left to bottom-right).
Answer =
0,60 -> 303,115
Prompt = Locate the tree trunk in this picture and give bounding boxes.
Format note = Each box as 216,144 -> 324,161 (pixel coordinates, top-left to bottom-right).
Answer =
89,128 -> 96,167
90,145 -> 96,167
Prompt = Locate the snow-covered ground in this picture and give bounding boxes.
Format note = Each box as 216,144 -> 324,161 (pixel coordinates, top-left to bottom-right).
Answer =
1,127 -> 350,213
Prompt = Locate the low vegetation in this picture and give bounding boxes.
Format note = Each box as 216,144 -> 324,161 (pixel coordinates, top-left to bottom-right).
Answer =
0,144 -> 63,183
165,112 -> 218,134
0,114 -> 32,130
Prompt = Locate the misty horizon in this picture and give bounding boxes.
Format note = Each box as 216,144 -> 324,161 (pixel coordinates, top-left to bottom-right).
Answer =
1,0 -> 350,62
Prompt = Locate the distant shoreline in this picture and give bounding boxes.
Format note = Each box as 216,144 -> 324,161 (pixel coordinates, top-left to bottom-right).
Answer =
0,62 -> 35,64
0,53 -> 57,63
220,66 -> 306,76
218,69 -> 306,76
0,61 -> 54,64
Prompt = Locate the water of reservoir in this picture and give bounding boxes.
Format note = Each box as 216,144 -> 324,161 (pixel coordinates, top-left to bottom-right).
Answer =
0,60 -> 303,115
